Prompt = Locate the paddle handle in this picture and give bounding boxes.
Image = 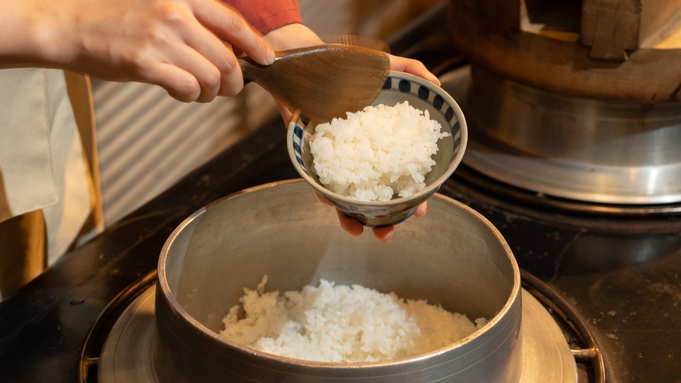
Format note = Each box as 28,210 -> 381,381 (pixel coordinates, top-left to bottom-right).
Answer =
238,58 -> 263,85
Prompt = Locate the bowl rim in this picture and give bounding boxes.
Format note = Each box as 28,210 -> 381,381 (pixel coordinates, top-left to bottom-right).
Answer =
156,179 -> 521,370
286,70 -> 468,207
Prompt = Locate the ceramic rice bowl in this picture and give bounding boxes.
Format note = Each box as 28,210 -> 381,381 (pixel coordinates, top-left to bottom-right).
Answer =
287,71 -> 467,227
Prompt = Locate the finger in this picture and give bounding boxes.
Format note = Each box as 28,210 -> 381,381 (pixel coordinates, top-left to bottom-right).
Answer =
140,61 -> 201,102
172,14 -> 243,99
336,209 -> 364,237
215,42 -> 244,97
316,192 -> 367,238
371,226 -> 395,242
316,193 -> 332,206
317,194 -> 362,236
414,201 -> 428,217
165,42 -> 222,102
192,0 -> 275,66
275,98 -> 293,126
388,54 -> 440,86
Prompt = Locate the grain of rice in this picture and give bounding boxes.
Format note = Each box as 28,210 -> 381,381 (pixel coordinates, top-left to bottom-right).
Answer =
220,276 -> 487,363
309,101 -> 448,201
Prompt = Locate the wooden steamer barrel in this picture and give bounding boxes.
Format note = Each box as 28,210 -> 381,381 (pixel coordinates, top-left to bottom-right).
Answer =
447,0 -> 681,103
443,0 -> 681,205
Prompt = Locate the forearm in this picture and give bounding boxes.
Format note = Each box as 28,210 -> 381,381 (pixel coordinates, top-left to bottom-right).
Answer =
0,0 -> 65,68
0,0 -> 275,102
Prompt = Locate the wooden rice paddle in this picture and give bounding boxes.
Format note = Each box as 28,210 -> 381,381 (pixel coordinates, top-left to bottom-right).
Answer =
239,44 -> 390,123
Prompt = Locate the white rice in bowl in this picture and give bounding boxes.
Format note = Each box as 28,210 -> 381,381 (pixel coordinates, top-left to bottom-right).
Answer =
220,276 -> 487,363
309,101 -> 449,201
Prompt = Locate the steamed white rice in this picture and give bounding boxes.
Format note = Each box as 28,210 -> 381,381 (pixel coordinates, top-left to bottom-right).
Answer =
219,276 -> 487,363
309,101 -> 449,201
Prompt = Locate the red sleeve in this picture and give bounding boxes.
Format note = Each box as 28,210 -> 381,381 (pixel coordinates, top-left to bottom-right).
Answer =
226,0 -> 303,35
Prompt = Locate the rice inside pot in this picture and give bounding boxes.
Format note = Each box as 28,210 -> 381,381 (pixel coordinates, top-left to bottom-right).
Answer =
309,101 -> 449,201
219,276 -> 487,363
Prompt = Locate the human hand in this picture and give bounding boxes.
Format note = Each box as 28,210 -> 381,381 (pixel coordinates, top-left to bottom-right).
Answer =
1,0 -> 275,102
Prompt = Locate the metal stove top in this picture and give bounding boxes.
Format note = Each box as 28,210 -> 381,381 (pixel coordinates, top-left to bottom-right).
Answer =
88,278 -> 579,383
1,1 -> 680,382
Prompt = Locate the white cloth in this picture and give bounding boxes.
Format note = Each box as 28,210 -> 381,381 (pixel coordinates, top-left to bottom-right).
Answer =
0,68 -> 59,220
0,68 -> 91,266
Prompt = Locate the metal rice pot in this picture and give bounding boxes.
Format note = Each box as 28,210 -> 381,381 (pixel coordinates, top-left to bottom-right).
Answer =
154,180 -> 522,383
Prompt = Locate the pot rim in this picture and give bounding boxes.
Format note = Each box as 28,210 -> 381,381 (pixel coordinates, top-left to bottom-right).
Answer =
156,179 -> 521,369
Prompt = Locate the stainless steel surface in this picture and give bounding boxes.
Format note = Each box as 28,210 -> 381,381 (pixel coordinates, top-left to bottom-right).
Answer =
442,66 -> 681,204
517,290 -> 577,383
99,286 -> 157,383
153,180 -> 519,382
288,71 -> 467,227
97,288 -> 576,383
